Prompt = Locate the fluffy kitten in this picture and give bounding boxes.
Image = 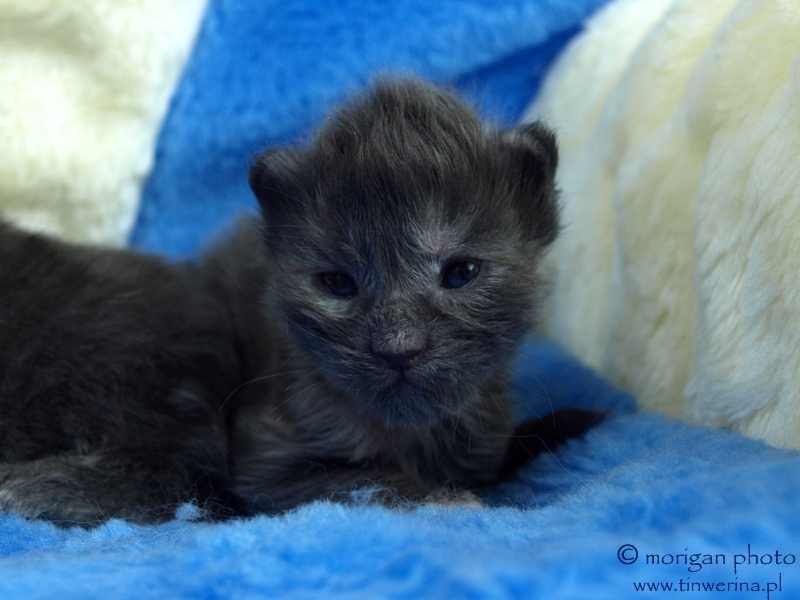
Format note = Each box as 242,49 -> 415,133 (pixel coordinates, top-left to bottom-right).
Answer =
0,78 -> 599,524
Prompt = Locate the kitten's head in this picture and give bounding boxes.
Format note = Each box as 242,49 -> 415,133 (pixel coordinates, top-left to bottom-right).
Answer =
249,77 -> 558,427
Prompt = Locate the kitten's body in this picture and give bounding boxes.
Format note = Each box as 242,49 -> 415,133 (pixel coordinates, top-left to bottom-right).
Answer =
0,78 -> 593,524
0,223 -> 238,521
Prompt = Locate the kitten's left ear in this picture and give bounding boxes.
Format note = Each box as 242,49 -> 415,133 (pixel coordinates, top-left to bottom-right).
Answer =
501,121 -> 560,246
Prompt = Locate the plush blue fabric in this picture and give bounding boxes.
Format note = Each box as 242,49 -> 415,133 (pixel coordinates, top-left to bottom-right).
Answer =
130,0 -> 608,258
2,340 -> 799,598
9,0 -> 799,598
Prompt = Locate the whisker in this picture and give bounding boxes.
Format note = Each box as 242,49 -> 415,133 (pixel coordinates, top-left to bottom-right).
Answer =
219,369 -> 306,410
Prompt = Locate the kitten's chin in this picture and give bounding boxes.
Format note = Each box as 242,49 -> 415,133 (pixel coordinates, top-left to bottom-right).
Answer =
364,381 -> 448,428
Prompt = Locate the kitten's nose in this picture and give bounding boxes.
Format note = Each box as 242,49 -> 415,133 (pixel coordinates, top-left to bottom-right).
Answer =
374,348 -> 423,371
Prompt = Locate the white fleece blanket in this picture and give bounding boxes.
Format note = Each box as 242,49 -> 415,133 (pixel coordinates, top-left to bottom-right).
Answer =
528,0 -> 800,449
0,0 -> 206,245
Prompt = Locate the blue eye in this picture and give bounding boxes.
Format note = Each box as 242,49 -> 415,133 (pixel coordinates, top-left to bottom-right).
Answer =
441,260 -> 480,289
320,272 -> 358,297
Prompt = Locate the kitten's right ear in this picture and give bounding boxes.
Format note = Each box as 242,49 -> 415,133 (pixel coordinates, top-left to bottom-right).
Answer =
248,147 -> 302,217
501,121 -> 560,246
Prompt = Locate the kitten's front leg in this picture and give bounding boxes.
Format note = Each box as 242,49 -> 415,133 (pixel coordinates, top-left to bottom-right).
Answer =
230,455 -> 482,514
229,409 -> 606,514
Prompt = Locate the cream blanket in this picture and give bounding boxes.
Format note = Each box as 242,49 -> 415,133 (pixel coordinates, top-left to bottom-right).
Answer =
0,0 -> 206,245
529,0 -> 800,448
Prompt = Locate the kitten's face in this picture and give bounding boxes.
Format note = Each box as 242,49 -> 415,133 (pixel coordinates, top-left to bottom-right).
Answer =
250,79 -> 558,427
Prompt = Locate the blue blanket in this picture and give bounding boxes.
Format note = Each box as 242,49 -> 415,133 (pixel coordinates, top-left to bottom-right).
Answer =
131,0 -> 604,258
3,341 -> 799,598
7,0 -> 800,598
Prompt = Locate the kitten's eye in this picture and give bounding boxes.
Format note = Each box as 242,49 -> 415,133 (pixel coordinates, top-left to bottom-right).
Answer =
320,272 -> 358,297
441,260 -> 481,289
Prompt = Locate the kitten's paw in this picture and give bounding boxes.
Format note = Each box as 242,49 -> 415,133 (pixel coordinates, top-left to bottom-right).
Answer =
424,488 -> 484,509
0,475 -> 102,525
0,487 -> 23,516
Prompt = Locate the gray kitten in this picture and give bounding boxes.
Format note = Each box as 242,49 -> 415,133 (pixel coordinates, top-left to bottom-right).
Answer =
0,78 -> 599,525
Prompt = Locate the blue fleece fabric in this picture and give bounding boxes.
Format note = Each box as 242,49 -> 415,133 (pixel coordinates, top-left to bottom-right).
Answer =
2,340 -> 799,599
9,0 -> 799,598
130,0 -> 607,257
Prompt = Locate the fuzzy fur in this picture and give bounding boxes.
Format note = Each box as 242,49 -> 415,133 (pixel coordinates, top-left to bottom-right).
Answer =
0,78 -> 583,524
528,0 -> 800,448
0,221 -> 238,523
217,78 -> 563,512
0,0 -> 206,246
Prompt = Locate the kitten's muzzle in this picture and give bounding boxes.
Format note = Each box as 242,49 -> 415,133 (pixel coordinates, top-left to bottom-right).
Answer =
369,311 -> 429,374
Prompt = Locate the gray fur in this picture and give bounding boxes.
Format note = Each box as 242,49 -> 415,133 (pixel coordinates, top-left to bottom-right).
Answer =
0,78 -> 572,525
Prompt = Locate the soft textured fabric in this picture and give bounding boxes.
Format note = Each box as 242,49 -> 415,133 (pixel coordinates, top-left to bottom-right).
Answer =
8,0 -> 799,597
129,0 -> 609,258
528,0 -> 800,449
0,0 -> 206,245
2,340 -> 800,599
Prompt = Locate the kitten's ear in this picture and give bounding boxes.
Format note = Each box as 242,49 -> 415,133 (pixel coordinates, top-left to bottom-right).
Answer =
248,147 -> 303,218
501,121 -> 560,246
